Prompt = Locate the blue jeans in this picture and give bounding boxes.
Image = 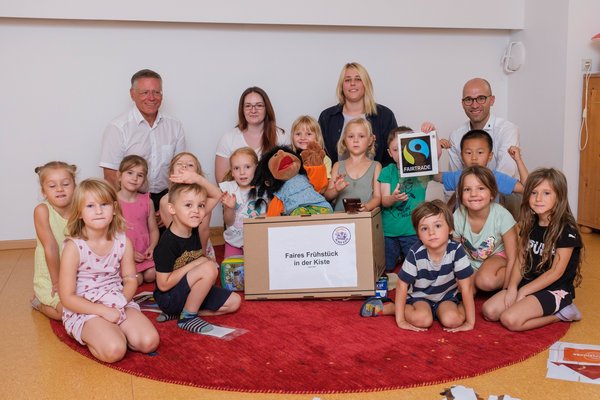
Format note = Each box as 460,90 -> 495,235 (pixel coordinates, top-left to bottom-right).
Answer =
384,235 -> 418,272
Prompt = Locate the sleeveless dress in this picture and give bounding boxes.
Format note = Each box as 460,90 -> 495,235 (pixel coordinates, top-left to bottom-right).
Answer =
62,233 -> 140,345
33,201 -> 67,308
119,192 -> 155,273
333,160 -> 378,212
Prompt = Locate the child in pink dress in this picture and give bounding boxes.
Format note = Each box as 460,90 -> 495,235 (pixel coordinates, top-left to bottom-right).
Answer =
59,178 -> 159,363
117,155 -> 159,286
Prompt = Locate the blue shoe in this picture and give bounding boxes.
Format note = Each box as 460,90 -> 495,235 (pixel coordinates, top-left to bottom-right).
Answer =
360,297 -> 384,317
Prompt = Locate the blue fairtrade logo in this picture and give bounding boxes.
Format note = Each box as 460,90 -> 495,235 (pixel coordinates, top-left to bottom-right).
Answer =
403,138 -> 430,165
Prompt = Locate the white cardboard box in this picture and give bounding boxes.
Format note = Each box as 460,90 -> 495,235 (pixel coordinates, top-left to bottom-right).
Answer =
243,208 -> 385,300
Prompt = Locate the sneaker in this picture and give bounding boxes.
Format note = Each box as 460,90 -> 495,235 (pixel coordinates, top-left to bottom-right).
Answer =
555,304 -> 582,322
360,297 -> 384,317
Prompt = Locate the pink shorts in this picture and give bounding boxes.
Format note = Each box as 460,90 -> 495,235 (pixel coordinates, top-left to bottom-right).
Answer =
493,251 -> 507,259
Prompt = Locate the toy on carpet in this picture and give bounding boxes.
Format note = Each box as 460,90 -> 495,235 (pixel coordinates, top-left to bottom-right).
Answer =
250,143 -> 333,216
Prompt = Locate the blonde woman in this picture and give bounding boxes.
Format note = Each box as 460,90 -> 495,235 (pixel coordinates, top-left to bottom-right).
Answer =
318,62 -> 397,166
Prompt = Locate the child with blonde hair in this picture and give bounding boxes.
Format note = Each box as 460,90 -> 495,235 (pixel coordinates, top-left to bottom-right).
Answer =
482,168 -> 584,331
59,179 -> 159,363
153,182 -> 241,332
290,115 -> 332,179
32,161 -> 77,320
324,117 -> 381,212
117,155 -> 159,285
219,147 -> 266,258
159,152 -> 215,259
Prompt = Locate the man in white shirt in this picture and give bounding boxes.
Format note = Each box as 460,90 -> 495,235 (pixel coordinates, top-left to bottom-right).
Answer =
99,69 -> 186,225
445,78 -> 521,217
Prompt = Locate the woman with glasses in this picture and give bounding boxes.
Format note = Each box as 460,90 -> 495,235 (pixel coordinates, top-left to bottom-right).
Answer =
318,62 -> 398,167
215,87 -> 288,183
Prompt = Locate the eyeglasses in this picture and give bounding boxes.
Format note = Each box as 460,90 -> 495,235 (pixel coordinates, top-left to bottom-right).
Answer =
243,103 -> 265,111
136,90 -> 163,98
461,95 -> 491,106
175,162 -> 195,169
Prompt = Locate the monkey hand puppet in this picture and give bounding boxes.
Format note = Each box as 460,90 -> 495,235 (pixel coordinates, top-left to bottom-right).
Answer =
250,144 -> 332,216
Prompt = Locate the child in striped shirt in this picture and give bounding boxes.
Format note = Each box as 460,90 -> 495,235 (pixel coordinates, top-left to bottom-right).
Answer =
360,200 -> 476,332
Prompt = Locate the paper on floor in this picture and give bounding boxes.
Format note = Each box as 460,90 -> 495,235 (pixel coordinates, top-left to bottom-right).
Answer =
546,341 -> 600,384
440,385 -> 521,400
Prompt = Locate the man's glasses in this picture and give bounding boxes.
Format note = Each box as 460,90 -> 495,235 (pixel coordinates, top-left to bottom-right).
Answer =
243,103 -> 265,111
461,95 -> 491,106
137,90 -> 163,98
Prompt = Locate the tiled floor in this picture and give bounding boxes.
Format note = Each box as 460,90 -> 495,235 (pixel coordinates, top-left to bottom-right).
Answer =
1,234 -> 599,399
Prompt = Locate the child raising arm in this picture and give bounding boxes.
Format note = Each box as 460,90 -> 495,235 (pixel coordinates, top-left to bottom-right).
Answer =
153,183 -> 241,333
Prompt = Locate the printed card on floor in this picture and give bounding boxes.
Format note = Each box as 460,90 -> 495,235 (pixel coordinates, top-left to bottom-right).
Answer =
546,341 -> 600,384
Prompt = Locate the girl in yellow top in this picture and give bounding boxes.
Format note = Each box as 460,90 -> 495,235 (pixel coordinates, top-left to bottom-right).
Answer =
32,161 -> 77,320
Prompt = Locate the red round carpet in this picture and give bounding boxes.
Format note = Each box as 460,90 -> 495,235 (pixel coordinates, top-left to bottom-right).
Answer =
49,291 -> 570,393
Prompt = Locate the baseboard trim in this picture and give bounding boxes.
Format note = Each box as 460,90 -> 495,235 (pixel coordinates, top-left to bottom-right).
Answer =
0,228 -> 225,251
0,239 -> 36,250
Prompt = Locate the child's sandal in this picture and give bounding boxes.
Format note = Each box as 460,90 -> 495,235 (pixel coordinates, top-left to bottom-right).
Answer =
360,297 -> 384,317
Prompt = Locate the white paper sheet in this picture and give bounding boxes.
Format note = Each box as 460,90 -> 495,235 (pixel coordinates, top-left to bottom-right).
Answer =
267,223 -> 357,290
546,341 -> 600,384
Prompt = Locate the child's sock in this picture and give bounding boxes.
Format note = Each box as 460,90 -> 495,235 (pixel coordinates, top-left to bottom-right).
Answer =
31,296 -> 41,311
178,309 -> 213,333
156,312 -> 179,323
555,303 -> 582,322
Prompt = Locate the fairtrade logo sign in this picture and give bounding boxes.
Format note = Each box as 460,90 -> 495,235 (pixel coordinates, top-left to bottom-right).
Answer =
398,131 -> 439,178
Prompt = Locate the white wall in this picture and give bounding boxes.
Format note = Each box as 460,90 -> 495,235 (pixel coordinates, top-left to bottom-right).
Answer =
563,0 -> 600,214
507,0 -> 600,214
1,0 -> 524,29
0,17 -> 514,241
507,1 -> 569,169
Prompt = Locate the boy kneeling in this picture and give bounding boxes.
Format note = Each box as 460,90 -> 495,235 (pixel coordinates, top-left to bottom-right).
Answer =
153,183 -> 241,333
361,200 -> 475,332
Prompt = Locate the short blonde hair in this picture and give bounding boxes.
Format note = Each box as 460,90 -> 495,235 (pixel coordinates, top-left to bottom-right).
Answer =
168,183 -> 207,203
336,62 -> 377,115
35,161 -> 77,187
336,117 -> 376,159
290,115 -> 325,152
67,179 -> 126,240
168,152 -> 205,177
